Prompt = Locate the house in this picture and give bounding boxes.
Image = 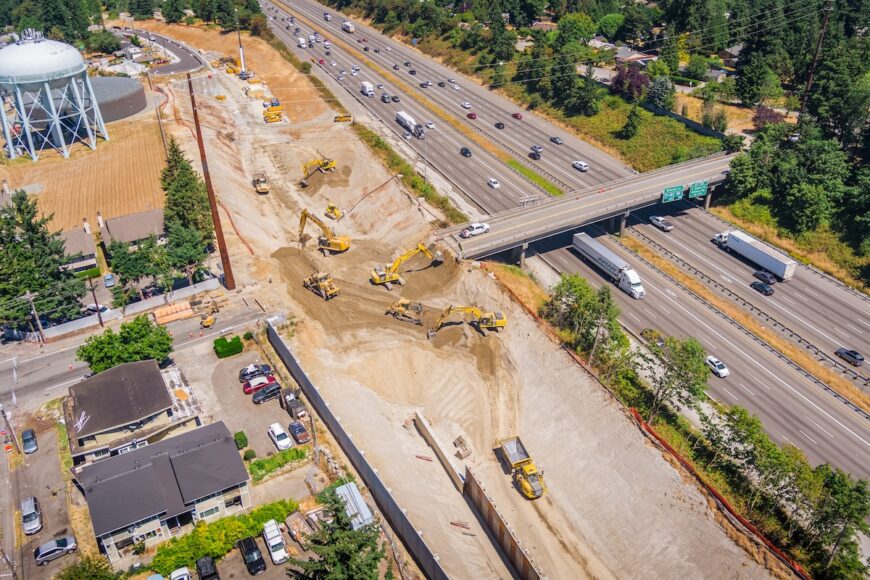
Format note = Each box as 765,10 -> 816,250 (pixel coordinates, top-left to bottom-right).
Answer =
74,421 -> 250,562
515,35 -> 534,52
335,481 -> 374,530
614,46 -> 656,65
588,36 -> 616,51
60,223 -> 97,273
98,208 -> 165,248
64,360 -> 198,465
122,46 -> 142,60
706,68 -> 728,83
718,43 -> 743,68
531,20 -> 557,32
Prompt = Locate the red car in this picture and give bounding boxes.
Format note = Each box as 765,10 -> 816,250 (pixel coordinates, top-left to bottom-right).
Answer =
467,112 -> 477,119
243,374 -> 277,394
318,58 -> 325,65
512,112 -> 523,120
289,421 -> 310,444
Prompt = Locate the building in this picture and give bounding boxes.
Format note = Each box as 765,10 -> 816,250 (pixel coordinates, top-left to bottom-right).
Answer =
74,421 -> 250,562
64,360 -> 197,465
718,43 -> 743,68
614,46 -> 656,66
60,223 -> 97,272
335,481 -> 374,530
99,207 -> 165,248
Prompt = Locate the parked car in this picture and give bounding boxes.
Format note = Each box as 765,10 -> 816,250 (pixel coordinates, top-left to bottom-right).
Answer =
549,136 -> 563,144
512,112 -> 523,119
529,151 -> 541,160
21,428 -> 37,454
195,556 -> 220,579
835,348 -> 864,367
289,421 -> 310,444
262,519 -> 289,564
494,122 -> 505,129
706,355 -> 730,378
650,216 -> 674,232
237,536 -> 267,575
460,147 -> 472,157
572,160 -> 589,172
170,568 -> 192,580
268,423 -> 293,451
21,496 -> 42,535
239,364 -> 271,383
750,281 -> 774,296
753,270 -> 777,285
252,383 -> 282,404
487,178 -> 501,189
33,536 -> 76,566
103,273 -> 115,288
459,223 -> 490,238
460,101 -> 471,109
242,374 -> 277,395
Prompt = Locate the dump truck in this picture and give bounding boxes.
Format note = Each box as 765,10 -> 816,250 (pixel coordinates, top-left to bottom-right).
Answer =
499,436 -> 546,500
342,20 -> 355,33
712,230 -> 796,281
252,173 -> 269,194
572,233 -> 645,299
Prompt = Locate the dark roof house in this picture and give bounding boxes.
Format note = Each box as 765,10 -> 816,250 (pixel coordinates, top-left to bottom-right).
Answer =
99,208 -> 164,246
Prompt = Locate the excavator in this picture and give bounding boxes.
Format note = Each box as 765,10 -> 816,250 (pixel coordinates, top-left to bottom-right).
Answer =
427,305 -> 507,339
385,298 -> 424,326
370,243 -> 443,290
298,209 -> 351,255
299,158 -> 336,187
303,271 -> 340,300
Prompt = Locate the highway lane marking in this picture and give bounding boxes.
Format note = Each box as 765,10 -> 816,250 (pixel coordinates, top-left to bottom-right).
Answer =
806,417 -> 835,439
627,311 -> 640,322
845,323 -> 864,335
780,296 -> 797,306
748,373 -> 771,390
643,276 -> 870,449
832,327 -> 851,339
798,429 -> 819,445
645,310 -> 656,319
665,289 -> 676,297
720,275 -> 733,284
738,383 -> 754,396
722,387 -> 738,401
804,288 -> 819,298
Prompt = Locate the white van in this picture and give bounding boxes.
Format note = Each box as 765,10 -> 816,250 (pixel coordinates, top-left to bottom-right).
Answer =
262,519 -> 289,564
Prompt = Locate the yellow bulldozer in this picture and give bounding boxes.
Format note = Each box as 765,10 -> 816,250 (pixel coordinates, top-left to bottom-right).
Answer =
299,158 -> 336,188
370,243 -> 443,290
385,297 -> 424,326
303,271 -> 340,300
252,173 -> 270,194
427,305 -> 507,339
325,203 -> 343,220
299,209 -> 350,255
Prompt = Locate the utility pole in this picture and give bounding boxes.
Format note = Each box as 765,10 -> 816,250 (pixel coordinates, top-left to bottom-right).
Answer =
23,292 -> 44,344
0,405 -> 20,454
236,8 -> 247,76
87,278 -> 104,327
0,540 -> 18,580
799,0 -> 834,117
186,74 -> 236,290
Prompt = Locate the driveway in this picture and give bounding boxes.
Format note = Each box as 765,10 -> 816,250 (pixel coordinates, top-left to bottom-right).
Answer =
217,531 -> 305,578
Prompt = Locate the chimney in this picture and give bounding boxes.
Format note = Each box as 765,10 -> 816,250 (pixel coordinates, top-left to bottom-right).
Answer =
96,211 -> 105,228
82,217 -> 91,234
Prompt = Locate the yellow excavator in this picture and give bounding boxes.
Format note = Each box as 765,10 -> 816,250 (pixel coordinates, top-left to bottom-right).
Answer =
303,271 -> 340,300
370,243 -> 443,290
427,305 -> 507,339
299,158 -> 336,187
299,209 -> 351,255
385,297 -> 424,326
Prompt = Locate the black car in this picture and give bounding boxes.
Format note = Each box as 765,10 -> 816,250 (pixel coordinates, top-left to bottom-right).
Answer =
393,64 -> 400,70
460,147 -> 472,157
238,537 -> 266,575
750,281 -> 774,296
325,50 -> 331,56
391,95 -> 400,102
404,61 -> 411,66
196,556 -> 220,579
22,429 -> 37,454
419,82 -> 428,88
835,348 -> 864,367
239,364 -> 271,383
437,81 -> 446,87
252,383 -> 282,404
363,46 -> 369,51
753,270 -> 776,285
408,69 -> 416,75
494,122 -> 504,129
529,151 -> 541,160
374,47 -> 380,53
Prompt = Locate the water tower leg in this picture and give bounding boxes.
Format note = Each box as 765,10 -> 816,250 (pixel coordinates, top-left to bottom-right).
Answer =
0,103 -> 15,160
41,81 -> 68,158
68,79 -> 95,149
13,85 -> 37,161
83,73 -> 108,141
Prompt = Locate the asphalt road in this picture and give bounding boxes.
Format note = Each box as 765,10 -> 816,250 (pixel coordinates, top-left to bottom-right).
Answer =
537,233 -> 870,479
118,28 -> 206,76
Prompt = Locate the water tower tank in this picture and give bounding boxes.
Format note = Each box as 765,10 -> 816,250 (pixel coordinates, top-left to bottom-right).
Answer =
0,30 -> 108,161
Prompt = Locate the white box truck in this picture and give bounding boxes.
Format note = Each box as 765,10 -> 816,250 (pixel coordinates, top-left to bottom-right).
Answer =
360,81 -> 374,97
712,230 -> 796,281
297,37 -> 306,48
572,233 -> 646,299
342,20 -> 355,33
396,110 -> 415,132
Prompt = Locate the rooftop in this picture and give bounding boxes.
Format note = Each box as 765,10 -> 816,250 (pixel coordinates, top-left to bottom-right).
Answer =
100,208 -> 164,245
60,228 -> 97,258
335,482 -> 374,530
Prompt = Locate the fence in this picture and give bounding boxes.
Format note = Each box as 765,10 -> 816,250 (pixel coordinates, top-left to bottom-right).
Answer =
266,322 -> 450,580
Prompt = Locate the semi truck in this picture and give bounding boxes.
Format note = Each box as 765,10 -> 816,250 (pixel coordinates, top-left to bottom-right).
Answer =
360,81 -> 374,97
342,20 -> 355,33
572,233 -> 646,299
712,230 -> 796,281
499,437 -> 546,499
396,110 -> 415,132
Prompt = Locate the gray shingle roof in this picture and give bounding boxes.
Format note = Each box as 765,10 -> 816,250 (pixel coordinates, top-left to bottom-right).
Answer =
99,208 -> 164,244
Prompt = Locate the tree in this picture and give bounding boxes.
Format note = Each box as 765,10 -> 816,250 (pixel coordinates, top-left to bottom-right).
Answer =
554,12 -> 596,50
56,555 -> 119,580
620,105 -> 643,138
574,63 -> 601,116
161,140 -> 214,246
77,315 -> 173,373
659,28 -> 680,73
162,0 -> 184,23
643,336 -> 708,423
488,14 -> 516,64
130,0 -> 153,19
645,59 -> 670,79
542,274 -> 623,358
685,53 -> 708,81
596,13 -> 623,40
808,466 -> 870,574
550,47 -> 580,110
287,489 -> 384,579
0,191 -> 86,327
611,64 -> 649,101
86,30 -> 121,54
213,0 -> 236,28
165,220 -> 207,284
647,75 -> 675,110
736,53 -> 771,106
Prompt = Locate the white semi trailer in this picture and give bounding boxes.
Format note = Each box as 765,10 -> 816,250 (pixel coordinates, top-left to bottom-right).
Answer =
712,230 -> 796,281
572,233 -> 646,299
342,20 -> 355,33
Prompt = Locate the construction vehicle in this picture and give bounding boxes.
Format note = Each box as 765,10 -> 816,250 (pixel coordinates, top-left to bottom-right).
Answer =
427,305 -> 507,339
385,298 -> 423,325
370,243 -> 442,289
325,203 -> 343,220
252,173 -> 270,194
299,158 -> 336,188
499,436 -> 546,499
303,271 -> 340,300
200,314 -> 216,328
298,209 -> 350,255
264,114 -> 282,124
333,114 -> 353,123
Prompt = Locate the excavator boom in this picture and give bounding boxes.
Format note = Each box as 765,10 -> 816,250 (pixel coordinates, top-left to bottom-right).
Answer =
370,243 -> 443,288
428,305 -> 507,338
299,209 -> 350,254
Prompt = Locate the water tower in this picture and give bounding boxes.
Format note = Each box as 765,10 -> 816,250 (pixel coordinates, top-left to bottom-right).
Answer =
0,30 -> 108,161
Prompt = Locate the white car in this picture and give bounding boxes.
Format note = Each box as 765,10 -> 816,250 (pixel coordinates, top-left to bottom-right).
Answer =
487,178 -> 501,189
706,356 -> 730,378
267,423 -> 293,450
403,131 -> 412,140
459,223 -> 490,238
572,160 -> 589,172
650,216 -> 674,232
263,519 -> 289,564
425,120 -> 435,129
531,144 -> 543,153
452,84 -> 460,90
376,83 -> 384,89
460,101 -> 471,109
351,70 -> 358,76
170,568 -> 192,580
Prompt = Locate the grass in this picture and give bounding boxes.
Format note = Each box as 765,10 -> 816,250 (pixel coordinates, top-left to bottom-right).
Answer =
55,422 -> 73,480
248,446 -> 308,482
485,263 -> 548,311
506,160 -> 564,196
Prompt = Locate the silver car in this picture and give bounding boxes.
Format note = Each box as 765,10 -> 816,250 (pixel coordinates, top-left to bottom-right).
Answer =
21,497 -> 42,535
34,536 -> 77,566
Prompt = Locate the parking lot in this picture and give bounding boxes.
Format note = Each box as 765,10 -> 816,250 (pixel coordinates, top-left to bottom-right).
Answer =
218,532 -> 308,578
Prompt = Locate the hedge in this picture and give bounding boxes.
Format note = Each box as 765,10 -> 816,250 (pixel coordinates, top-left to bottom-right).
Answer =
249,447 -> 308,482
233,431 -> 248,450
213,336 -> 243,358
149,499 -> 298,575
74,267 -> 101,280
670,75 -> 699,87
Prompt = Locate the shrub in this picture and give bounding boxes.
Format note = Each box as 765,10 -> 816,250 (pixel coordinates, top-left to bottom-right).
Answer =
244,449 -> 257,461
243,331 -> 254,340
213,336 -> 243,358
300,61 -> 312,74
233,431 -> 248,450
133,541 -> 146,555
248,447 -> 308,482
150,499 -> 298,575
74,267 -> 101,280
671,75 -> 699,87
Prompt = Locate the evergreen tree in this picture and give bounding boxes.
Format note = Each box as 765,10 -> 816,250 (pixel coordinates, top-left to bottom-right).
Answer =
659,27 -> 680,73
130,0 -> 153,19
574,62 -> 601,116
620,105 -> 643,138
647,75 -> 676,110
162,0 -> 184,23
161,140 -> 214,245
212,0 -> 235,28
736,52 -> 770,106
165,219 -> 207,285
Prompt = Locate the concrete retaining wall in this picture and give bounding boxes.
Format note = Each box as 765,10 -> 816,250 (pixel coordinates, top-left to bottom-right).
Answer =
413,411 -> 463,492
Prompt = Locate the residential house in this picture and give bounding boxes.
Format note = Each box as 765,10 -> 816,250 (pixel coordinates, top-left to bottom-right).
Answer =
614,46 -> 656,66
98,208 -> 165,249
335,481 -> 374,530
588,36 -> 616,51
60,221 -> 98,273
706,68 -> 728,83
718,43 -> 743,68
74,421 -> 250,562
531,20 -> 557,32
64,360 -> 198,465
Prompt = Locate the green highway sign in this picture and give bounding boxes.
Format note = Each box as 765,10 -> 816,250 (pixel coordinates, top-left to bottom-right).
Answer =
688,181 -> 709,199
662,185 -> 684,203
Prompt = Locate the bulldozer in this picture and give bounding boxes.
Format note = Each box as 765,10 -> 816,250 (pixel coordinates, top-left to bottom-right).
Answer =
299,209 -> 350,255
252,173 -> 270,194
325,203 -> 343,220
303,271 -> 340,300
385,298 -> 424,325
428,305 -> 507,339
299,158 -> 336,188
370,243 -> 443,290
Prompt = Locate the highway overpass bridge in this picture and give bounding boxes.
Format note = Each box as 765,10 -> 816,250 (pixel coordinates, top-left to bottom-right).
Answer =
441,153 -> 735,261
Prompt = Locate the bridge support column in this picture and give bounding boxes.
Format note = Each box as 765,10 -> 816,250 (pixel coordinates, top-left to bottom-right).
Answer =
619,212 -> 629,236
609,215 -> 616,233
511,243 -> 528,268
704,192 -> 712,210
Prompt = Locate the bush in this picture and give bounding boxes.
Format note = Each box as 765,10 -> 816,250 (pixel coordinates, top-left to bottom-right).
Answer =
150,499 -> 298,575
243,331 -> 254,340
233,431 -> 248,450
133,541 -> 146,555
74,267 -> 101,280
244,449 -> 256,461
300,61 -> 312,74
213,336 -> 243,358
671,75 -> 699,87
248,447 -> 308,482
